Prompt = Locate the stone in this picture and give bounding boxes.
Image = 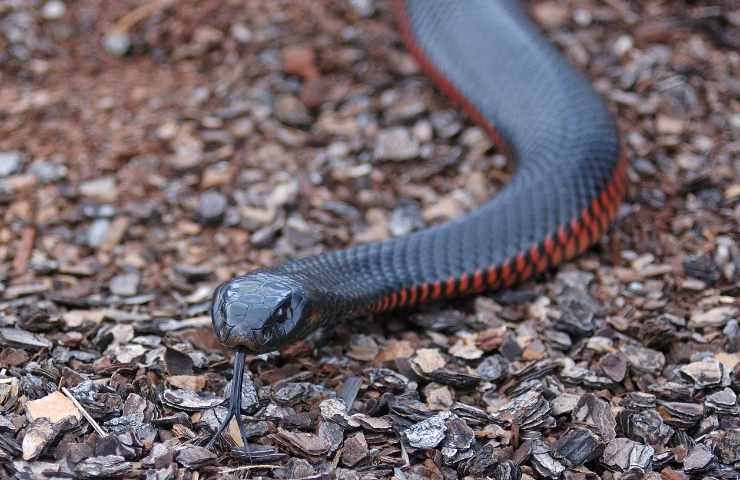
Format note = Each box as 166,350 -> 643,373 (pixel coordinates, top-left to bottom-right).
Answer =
374,127 -> 419,161
0,151 -> 22,177
25,391 -> 81,424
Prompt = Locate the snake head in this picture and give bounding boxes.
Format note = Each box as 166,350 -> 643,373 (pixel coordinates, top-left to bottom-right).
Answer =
210,271 -> 310,352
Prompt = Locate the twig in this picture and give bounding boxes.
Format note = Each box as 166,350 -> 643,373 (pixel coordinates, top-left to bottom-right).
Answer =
0,369 -> 13,384
217,465 -> 282,473
61,386 -> 108,438
12,227 -> 35,275
112,0 -> 176,34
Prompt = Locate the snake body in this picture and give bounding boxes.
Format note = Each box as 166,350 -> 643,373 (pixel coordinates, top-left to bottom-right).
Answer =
209,0 -> 626,449
210,0 -> 626,356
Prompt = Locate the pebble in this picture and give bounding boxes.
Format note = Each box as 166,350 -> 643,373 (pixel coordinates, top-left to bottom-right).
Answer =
274,95 -> 312,126
161,389 -> 222,411
342,432 -> 368,467
251,223 -> 280,248
602,438 -> 654,473
411,348 -> 446,373
475,355 -> 507,382
230,22 -> 252,43
705,388 -> 737,413
267,180 -> 299,209
683,444 -> 715,474
193,26 -> 223,49
104,32 -> 131,56
545,329 -> 573,351
80,176 -> 118,202
283,459 -> 316,478
412,120 -> 433,143
612,35 -> 634,56
22,419 -> 59,461
656,115 -> 684,135
231,117 -> 254,138
176,446 -> 216,469
448,337 -> 483,360
556,270 -> 594,291
531,440 -> 566,478
28,158 -> 67,182
551,393 -> 581,416
556,292 -> 598,336
142,442 -> 175,469
389,201 -> 424,236
281,45 -> 319,79
26,391 -> 81,423
679,358 -> 724,389
385,94 -> 426,123
430,111 -> 462,138
41,1 -> 65,20
531,1 -> 569,28
689,306 -> 736,328
423,195 -> 464,222
348,0 -> 375,17
197,190 -> 227,225
599,352 -> 627,382
0,327 -> 52,349
87,219 -> 111,247
284,215 -> 322,249
622,343 -> 666,375
0,151 -> 22,177
374,127 -> 419,161
403,411 -> 452,449
109,271 -> 140,297
424,384 -> 454,410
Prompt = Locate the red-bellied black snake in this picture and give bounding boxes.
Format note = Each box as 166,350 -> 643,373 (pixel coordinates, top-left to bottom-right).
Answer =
208,0 -> 627,449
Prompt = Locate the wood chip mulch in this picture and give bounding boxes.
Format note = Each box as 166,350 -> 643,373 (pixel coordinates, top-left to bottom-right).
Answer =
0,0 -> 738,479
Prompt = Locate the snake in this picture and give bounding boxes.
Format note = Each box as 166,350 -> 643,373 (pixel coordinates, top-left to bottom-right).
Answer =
207,0 -> 626,448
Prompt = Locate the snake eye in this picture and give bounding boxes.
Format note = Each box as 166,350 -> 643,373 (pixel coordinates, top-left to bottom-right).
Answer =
272,302 -> 291,323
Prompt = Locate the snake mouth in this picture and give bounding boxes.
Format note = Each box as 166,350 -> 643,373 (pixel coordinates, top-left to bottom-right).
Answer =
213,313 -> 277,352
228,327 -> 277,353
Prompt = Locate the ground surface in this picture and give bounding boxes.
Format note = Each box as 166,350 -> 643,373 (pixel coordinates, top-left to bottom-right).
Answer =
0,0 -> 739,479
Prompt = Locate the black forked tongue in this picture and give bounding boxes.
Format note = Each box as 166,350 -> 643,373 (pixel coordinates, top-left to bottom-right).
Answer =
207,350 -> 253,458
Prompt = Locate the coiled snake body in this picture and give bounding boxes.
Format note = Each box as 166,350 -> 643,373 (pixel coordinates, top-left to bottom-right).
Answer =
209,0 -> 626,447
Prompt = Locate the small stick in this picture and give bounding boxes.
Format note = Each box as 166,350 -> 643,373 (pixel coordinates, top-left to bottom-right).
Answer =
0,370 -> 15,384
61,387 -> 108,438
12,227 -> 35,275
113,0 -> 176,34
217,465 -> 282,473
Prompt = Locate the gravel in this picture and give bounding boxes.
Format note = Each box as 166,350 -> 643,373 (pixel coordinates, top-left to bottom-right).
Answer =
0,0 -> 738,478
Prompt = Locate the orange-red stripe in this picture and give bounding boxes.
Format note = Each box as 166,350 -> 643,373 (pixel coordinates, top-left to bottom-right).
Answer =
408,286 -> 417,305
445,277 -> 456,297
530,245 -> 541,264
544,234 -> 555,256
420,283 -> 430,302
459,273 -> 469,294
431,281 -> 442,300
487,266 -> 498,286
536,258 -> 548,273
389,292 -> 398,309
473,270 -> 484,291
501,259 -> 515,287
381,295 -> 390,311
521,264 -> 533,280
552,245 -> 563,265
